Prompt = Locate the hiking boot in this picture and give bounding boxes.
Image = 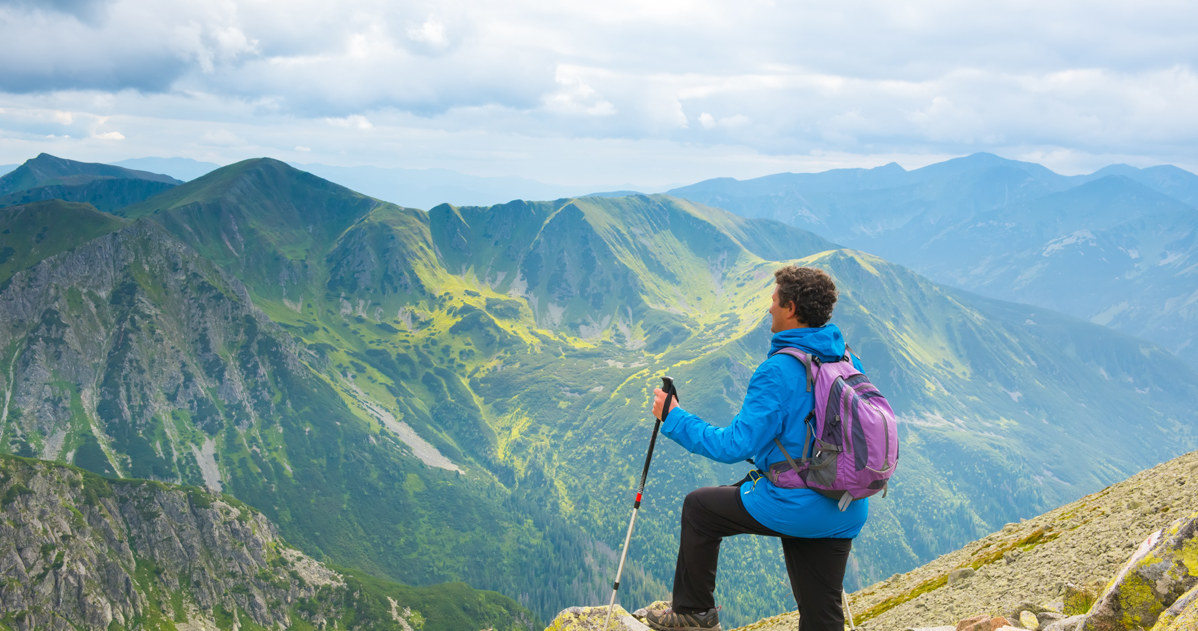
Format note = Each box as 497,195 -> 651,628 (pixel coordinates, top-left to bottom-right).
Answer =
644,606 -> 721,631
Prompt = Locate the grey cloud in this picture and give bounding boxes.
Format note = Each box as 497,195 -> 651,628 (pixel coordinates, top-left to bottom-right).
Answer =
0,24 -> 186,93
0,0 -> 113,22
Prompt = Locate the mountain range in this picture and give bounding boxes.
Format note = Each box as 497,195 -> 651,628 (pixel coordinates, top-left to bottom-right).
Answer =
668,153 -> 1198,371
1,153 -> 1196,628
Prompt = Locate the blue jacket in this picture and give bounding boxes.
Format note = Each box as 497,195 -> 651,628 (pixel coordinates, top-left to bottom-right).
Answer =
661,324 -> 869,538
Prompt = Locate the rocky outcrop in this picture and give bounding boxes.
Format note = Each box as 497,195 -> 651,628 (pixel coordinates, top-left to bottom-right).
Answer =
0,218 -> 305,483
0,454 -> 347,630
1151,584 -> 1198,631
1074,511 -> 1198,630
545,605 -> 650,630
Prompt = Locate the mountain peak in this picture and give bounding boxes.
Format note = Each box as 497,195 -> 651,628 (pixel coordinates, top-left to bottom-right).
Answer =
0,154 -> 182,212
0,153 -> 180,197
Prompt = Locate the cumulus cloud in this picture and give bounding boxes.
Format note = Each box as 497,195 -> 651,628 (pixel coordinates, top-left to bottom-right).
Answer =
406,16 -> 451,54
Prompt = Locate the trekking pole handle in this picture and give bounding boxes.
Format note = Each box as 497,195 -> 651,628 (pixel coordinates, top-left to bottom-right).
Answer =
659,376 -> 677,421
635,377 -> 676,508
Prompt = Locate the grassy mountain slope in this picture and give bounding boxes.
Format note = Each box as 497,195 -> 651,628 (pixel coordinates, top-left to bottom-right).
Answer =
560,247 -> 1198,625
668,153 -> 1198,369
0,200 -> 129,283
0,216 -> 591,625
3,157 -> 1197,627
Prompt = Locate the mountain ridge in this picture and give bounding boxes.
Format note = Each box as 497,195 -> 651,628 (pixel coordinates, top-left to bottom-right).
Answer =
2,154 -> 1197,626
667,153 -> 1198,369
0,153 -> 179,196
0,154 -> 181,213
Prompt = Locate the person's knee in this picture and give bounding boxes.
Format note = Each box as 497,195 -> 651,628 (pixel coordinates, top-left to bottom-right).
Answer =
680,488 -> 705,525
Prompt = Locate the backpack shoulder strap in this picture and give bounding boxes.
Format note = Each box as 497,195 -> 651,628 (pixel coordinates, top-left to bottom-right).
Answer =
772,347 -> 816,392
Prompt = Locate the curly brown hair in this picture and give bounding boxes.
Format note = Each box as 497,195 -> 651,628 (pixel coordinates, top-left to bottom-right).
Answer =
774,265 -> 838,327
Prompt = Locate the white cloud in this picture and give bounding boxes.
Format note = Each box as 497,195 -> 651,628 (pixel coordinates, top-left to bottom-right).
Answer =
406,16 -> 449,53
0,0 -> 1196,186
325,115 -> 374,130
543,67 -> 616,117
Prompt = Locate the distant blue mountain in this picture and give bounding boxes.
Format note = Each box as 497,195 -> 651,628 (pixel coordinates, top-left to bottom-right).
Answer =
669,153 -> 1198,367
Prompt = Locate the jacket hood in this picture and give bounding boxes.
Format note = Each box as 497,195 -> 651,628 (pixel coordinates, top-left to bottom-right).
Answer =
768,323 -> 848,363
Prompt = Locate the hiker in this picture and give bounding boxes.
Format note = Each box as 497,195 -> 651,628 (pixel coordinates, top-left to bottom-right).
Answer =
645,265 -> 870,631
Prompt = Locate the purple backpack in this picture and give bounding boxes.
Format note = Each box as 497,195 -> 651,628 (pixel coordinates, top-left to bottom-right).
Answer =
766,347 -> 899,510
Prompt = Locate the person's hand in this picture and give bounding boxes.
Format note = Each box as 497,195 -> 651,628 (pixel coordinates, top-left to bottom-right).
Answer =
651,387 -> 678,421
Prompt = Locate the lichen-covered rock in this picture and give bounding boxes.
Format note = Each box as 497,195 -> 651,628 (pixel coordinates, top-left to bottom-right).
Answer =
545,605 -> 650,630
1082,511 -> 1198,631
1150,583 -> 1198,631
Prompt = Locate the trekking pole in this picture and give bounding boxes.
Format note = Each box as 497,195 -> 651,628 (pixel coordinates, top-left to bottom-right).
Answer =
603,376 -> 677,631
843,589 -> 856,630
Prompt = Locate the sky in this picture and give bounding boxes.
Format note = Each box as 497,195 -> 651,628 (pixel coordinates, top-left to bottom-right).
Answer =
1,0 -> 1196,191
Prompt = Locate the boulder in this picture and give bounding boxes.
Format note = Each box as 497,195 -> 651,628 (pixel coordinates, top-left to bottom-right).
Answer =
1082,511 -> 1198,631
1150,583 -> 1198,631
546,605 -> 651,631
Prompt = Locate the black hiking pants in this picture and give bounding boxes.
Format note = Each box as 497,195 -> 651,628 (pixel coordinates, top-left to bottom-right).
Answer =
671,483 -> 853,631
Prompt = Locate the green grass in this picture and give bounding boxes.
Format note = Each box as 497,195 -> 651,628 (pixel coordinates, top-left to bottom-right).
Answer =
0,200 -> 127,283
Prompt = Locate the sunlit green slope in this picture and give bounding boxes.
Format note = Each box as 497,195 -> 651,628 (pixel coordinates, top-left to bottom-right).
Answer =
3,157 -> 1196,627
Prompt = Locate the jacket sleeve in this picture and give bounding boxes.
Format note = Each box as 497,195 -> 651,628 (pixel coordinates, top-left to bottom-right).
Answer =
661,359 -> 790,464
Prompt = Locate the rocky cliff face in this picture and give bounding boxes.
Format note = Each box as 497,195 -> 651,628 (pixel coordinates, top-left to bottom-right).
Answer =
0,454 -> 353,630
0,218 -> 304,485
